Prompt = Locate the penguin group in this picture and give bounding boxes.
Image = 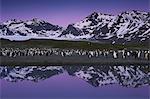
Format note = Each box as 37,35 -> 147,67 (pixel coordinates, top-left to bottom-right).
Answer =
0,48 -> 149,60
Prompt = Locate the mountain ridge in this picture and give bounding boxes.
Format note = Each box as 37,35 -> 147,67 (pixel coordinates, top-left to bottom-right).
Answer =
0,10 -> 150,44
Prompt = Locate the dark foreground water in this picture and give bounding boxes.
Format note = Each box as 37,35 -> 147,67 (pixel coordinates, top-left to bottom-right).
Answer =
0,65 -> 149,99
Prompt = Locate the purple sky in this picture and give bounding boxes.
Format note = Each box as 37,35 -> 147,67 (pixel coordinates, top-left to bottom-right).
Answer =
1,0 -> 149,26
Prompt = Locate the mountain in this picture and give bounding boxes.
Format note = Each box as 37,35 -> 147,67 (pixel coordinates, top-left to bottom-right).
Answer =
62,10 -> 150,44
61,12 -> 115,39
0,18 -> 64,40
0,10 -> 150,44
0,66 -> 149,88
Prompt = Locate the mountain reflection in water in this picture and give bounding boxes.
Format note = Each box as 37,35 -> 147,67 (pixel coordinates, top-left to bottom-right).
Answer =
0,65 -> 149,88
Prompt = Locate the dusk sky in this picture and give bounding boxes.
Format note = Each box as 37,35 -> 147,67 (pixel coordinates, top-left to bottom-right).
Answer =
1,0 -> 149,26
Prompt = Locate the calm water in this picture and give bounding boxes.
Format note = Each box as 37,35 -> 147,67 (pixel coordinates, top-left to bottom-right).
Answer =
0,66 -> 149,99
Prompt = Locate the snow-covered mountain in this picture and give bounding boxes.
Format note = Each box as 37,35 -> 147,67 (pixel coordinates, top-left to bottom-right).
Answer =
0,66 -> 149,88
0,10 -> 150,44
61,12 -> 115,39
62,10 -> 150,44
0,18 -> 64,40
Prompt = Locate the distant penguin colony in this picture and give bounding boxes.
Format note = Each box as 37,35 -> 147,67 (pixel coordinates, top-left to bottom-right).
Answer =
0,48 -> 149,60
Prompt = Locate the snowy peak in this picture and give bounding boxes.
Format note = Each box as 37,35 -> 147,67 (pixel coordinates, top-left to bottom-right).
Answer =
73,12 -> 115,31
60,12 -> 115,39
119,10 -> 149,21
109,11 -> 150,41
0,10 -> 150,44
26,18 -> 46,24
86,12 -> 115,21
65,10 -> 150,43
0,19 -> 63,38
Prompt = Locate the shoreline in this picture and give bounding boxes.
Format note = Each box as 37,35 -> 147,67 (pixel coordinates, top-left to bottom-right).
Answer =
1,56 -> 149,66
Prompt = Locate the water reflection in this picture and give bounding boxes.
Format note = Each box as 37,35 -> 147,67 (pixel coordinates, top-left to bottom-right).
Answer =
0,65 -> 149,88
